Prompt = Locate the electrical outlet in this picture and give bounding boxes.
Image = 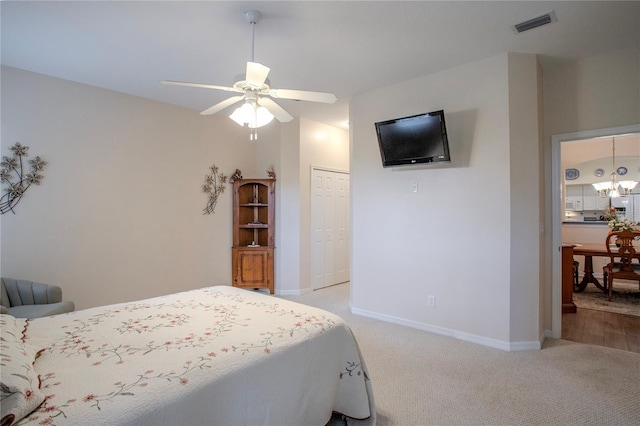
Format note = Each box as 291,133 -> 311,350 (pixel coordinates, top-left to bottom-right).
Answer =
427,295 -> 436,307
412,181 -> 418,193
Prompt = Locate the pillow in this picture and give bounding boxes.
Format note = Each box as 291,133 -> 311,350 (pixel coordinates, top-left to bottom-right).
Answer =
0,314 -> 45,426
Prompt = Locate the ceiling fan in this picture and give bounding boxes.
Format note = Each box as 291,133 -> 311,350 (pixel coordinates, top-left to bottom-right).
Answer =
162,10 -> 337,139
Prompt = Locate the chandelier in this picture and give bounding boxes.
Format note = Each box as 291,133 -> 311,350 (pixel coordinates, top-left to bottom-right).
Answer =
592,137 -> 638,198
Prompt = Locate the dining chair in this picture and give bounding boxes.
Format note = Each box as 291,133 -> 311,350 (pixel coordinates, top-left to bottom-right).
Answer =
603,229 -> 640,301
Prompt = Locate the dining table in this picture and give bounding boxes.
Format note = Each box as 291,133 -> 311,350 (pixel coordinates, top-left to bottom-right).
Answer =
562,243 -> 632,313
571,243 -> 640,292
572,244 -> 609,293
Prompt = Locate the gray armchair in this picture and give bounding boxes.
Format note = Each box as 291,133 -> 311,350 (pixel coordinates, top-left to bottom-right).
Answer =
1,277 -> 75,318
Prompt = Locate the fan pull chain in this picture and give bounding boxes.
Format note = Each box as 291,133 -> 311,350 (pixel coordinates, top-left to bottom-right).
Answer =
249,103 -> 258,141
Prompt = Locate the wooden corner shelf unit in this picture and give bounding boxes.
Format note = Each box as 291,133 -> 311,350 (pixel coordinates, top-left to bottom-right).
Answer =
231,178 -> 275,294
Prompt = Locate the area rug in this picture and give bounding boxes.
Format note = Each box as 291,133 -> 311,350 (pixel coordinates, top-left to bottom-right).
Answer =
573,280 -> 640,317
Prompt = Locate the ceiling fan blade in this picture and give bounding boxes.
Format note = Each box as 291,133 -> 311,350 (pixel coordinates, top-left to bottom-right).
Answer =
260,97 -> 294,122
245,62 -> 270,88
200,95 -> 245,116
162,80 -> 240,93
268,88 -> 337,104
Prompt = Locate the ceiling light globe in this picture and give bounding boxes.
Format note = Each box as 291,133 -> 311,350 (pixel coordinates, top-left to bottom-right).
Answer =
592,182 -> 609,191
229,102 -> 274,129
249,106 -> 274,128
229,102 -> 255,126
619,181 -> 638,191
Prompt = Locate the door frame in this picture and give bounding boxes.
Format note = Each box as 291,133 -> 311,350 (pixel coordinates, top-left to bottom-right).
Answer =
550,124 -> 640,338
310,166 -> 350,290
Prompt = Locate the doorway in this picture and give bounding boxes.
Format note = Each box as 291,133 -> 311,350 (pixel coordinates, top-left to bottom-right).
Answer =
311,168 -> 350,290
551,124 -> 640,339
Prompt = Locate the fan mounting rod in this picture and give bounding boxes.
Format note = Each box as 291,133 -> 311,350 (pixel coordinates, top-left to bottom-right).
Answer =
244,10 -> 261,62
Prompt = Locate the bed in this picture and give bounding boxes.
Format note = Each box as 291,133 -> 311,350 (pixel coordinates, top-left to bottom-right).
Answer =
1,286 -> 375,425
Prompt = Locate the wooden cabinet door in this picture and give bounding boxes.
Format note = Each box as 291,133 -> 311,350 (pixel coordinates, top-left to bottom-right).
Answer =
232,248 -> 274,293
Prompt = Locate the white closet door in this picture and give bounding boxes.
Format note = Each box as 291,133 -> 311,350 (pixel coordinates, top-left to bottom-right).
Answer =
334,172 -> 350,284
311,168 -> 350,290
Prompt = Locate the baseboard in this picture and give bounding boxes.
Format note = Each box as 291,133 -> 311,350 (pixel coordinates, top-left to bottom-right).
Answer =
275,287 -> 314,297
350,306 -> 543,352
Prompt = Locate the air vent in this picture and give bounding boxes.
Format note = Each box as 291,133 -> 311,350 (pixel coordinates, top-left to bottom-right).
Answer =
514,10 -> 557,33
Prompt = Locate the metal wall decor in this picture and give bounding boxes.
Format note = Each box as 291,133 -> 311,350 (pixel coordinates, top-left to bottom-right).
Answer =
202,164 -> 227,215
0,142 -> 47,215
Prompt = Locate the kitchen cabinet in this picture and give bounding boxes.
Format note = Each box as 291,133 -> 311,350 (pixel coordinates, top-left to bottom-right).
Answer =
565,183 -> 640,219
565,185 -> 583,211
582,185 -> 609,211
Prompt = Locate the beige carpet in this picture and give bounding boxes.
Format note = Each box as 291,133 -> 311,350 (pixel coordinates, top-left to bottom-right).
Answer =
573,280 -> 640,317
282,283 -> 640,426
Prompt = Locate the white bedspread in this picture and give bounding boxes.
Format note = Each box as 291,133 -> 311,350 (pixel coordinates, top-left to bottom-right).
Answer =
19,286 -> 375,425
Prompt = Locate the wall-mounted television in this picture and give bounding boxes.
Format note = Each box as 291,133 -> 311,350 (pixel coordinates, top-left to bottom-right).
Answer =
375,110 -> 451,168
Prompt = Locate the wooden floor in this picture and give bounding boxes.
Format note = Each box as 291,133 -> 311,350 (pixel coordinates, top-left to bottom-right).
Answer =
562,308 -> 640,353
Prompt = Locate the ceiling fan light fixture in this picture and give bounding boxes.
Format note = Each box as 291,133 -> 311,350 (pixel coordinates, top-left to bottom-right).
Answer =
162,8 -> 334,139
229,101 -> 274,128
251,105 -> 274,128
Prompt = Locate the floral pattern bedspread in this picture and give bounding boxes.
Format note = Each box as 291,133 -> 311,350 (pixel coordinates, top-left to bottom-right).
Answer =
20,286 -> 374,425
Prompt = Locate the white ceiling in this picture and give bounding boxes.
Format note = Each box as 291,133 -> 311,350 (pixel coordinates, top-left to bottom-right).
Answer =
2,1 -> 639,129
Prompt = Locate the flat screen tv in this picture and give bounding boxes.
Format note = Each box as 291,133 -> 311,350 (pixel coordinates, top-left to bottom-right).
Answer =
375,110 -> 450,168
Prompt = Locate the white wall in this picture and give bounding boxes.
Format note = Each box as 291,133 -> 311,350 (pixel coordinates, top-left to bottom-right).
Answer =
0,62 -> 3,280
269,119 -> 301,294
507,53 -> 543,344
1,66 -> 262,309
299,118 -> 349,293
348,46 -> 640,348
268,118 -> 349,295
350,54 -> 541,349
542,47 -> 640,330
299,118 -> 349,172
543,48 -> 640,137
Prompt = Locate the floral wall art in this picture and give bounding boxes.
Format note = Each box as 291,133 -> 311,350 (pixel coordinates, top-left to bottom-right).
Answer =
202,164 -> 227,215
0,142 -> 47,215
